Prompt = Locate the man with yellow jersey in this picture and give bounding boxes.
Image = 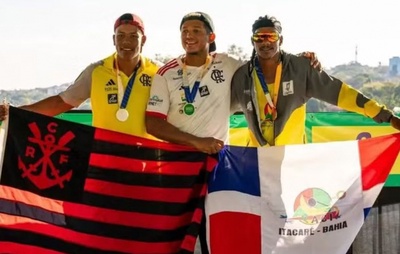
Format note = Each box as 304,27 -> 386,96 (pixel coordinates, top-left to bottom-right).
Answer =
0,13 -> 160,138
231,14 -> 400,147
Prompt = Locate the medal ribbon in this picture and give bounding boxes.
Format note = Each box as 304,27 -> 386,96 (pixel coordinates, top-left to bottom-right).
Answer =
254,57 -> 282,120
181,55 -> 212,103
115,54 -> 141,109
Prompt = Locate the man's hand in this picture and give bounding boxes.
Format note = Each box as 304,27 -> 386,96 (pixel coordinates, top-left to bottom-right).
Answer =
0,104 -> 9,121
390,115 -> 400,131
191,137 -> 224,155
301,51 -> 323,72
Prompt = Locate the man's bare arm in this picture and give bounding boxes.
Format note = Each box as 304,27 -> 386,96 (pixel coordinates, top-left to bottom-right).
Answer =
390,115 -> 400,131
0,95 -> 73,121
20,95 -> 74,116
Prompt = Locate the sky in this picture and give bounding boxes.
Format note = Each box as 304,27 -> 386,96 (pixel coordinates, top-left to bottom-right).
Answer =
1,0 -> 399,90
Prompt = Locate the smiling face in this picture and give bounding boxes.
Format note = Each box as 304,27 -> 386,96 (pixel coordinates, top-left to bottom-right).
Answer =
252,27 -> 282,61
180,20 -> 214,55
113,24 -> 146,61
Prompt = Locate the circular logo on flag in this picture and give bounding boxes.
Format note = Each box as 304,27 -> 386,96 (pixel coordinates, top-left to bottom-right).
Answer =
291,188 -> 345,225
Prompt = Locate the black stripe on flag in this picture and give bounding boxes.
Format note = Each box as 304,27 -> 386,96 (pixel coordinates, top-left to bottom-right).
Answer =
93,140 -> 207,162
87,165 -> 207,188
82,192 -> 200,215
0,227 -> 127,254
0,199 -> 189,242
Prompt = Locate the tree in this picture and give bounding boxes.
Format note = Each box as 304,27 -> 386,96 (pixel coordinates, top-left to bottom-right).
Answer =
154,54 -> 173,64
360,82 -> 400,110
227,44 -> 249,61
326,63 -> 389,89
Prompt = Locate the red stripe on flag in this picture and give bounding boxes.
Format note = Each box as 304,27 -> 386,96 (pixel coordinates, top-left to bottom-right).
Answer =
90,153 -> 203,175
0,242 -> 64,254
191,173 -> 208,224
179,208 -> 205,253
209,212 -> 261,254
206,156 -> 218,172
359,133 -> 400,190
0,213 -> 181,254
180,235 -> 197,253
180,169 -> 210,253
0,186 -> 193,230
85,179 -> 202,203
94,128 -> 197,152
191,208 -> 204,224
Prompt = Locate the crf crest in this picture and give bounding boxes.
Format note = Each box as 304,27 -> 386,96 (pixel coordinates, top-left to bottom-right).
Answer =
18,122 -> 76,190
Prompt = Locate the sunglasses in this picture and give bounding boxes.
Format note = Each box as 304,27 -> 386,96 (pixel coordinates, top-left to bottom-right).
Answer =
252,32 -> 280,43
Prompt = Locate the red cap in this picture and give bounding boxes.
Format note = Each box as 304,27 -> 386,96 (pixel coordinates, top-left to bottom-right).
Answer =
114,13 -> 145,34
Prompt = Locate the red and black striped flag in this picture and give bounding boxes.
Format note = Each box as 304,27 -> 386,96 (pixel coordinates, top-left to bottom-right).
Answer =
0,106 -> 217,254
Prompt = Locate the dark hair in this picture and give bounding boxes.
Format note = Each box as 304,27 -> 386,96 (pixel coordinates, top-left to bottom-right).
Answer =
252,15 -> 282,34
180,12 -> 215,33
204,26 -> 212,34
249,15 -> 282,75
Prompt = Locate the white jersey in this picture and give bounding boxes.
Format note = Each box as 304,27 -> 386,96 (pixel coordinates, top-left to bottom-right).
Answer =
146,53 -> 242,142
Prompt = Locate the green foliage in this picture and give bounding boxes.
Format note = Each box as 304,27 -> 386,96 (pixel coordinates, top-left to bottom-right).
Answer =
226,44 -> 249,61
1,83 -> 71,107
308,63 -> 400,112
327,62 -> 389,89
360,82 -> 400,110
153,54 -> 173,64
153,44 -> 250,62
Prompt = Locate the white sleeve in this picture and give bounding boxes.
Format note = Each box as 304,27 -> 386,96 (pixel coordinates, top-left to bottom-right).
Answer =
146,73 -> 170,117
226,53 -> 244,72
59,64 -> 94,107
234,57 -> 245,71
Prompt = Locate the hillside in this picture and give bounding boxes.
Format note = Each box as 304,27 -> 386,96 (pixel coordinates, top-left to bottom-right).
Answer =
0,83 -> 91,110
309,62 -> 400,112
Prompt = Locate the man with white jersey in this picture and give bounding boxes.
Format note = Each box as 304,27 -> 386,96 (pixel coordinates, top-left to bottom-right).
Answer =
145,12 -> 241,155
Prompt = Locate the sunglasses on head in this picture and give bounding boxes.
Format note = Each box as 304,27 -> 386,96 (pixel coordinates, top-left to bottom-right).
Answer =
252,32 -> 280,43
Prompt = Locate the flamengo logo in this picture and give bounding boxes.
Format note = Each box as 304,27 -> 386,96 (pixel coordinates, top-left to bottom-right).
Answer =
18,122 -> 75,190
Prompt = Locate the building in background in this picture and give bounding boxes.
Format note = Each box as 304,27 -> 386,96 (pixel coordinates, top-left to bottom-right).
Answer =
389,56 -> 400,76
